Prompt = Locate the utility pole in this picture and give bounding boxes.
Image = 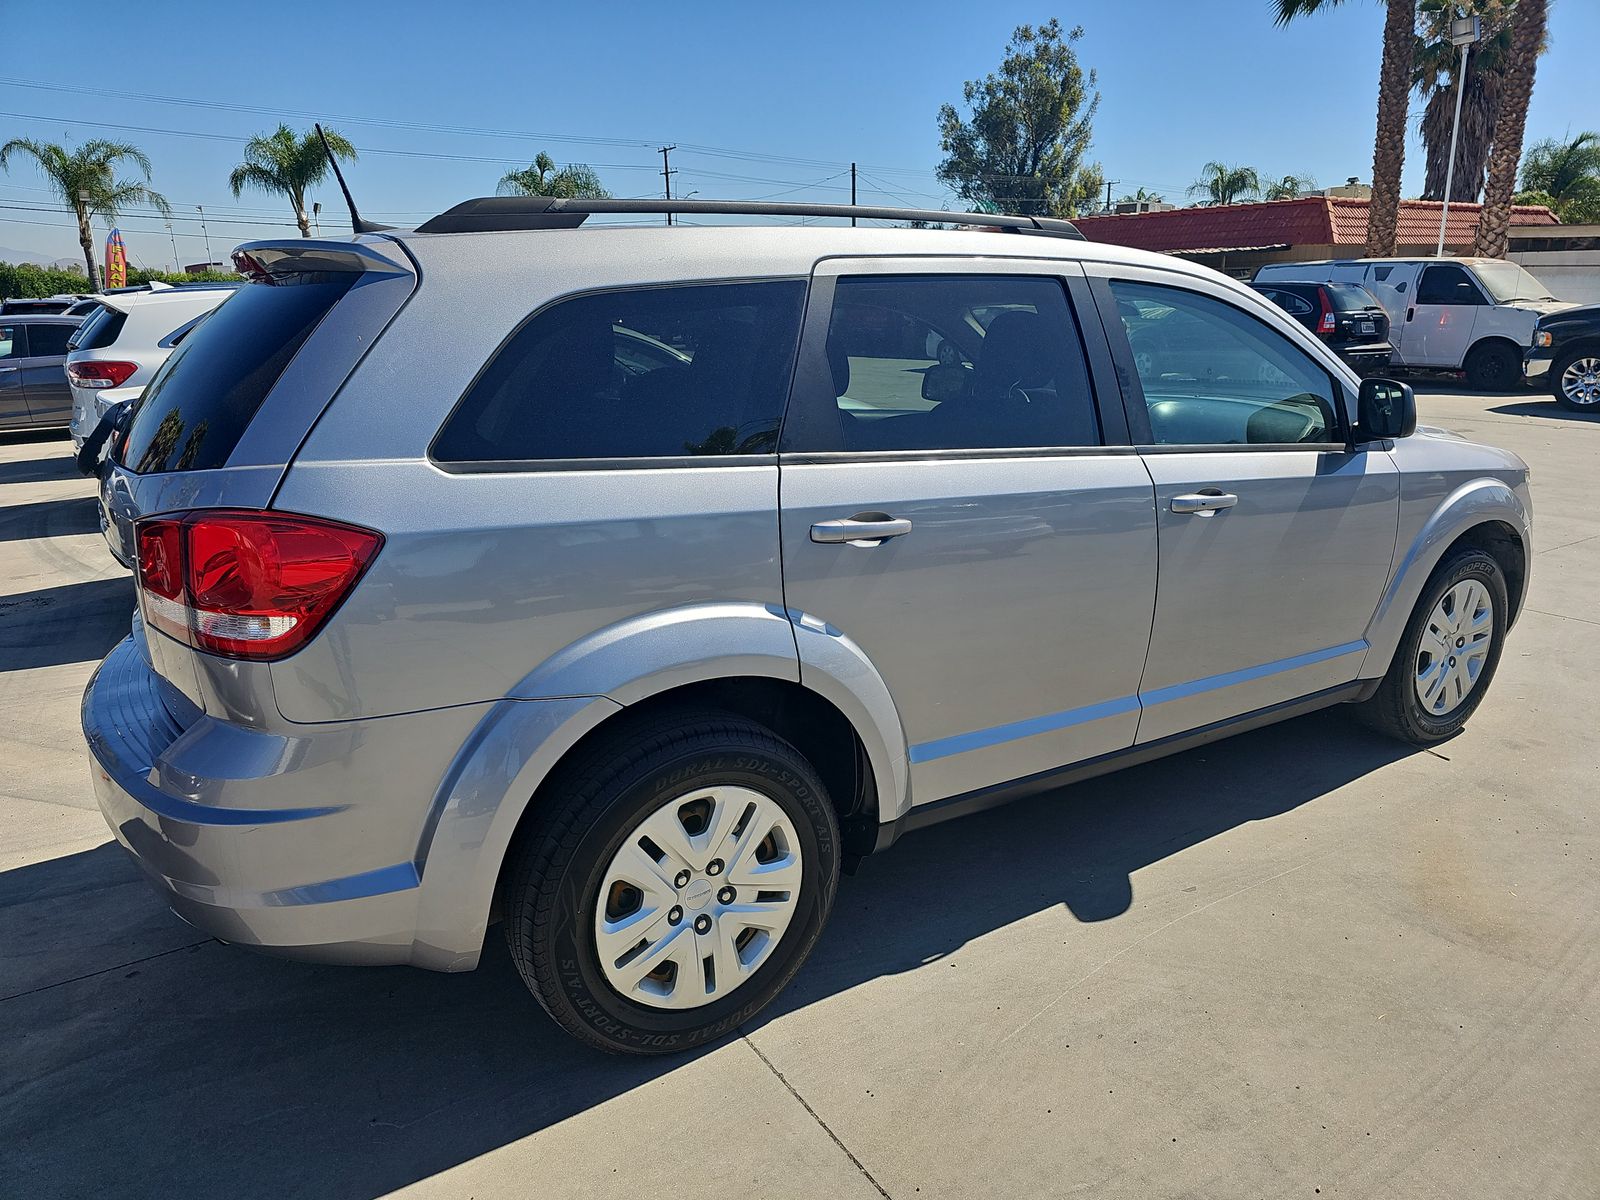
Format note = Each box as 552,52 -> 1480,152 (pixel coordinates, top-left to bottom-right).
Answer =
196,205 -> 212,267
659,146 -> 677,226
851,162 -> 857,227
165,220 -> 180,273
1104,179 -> 1119,213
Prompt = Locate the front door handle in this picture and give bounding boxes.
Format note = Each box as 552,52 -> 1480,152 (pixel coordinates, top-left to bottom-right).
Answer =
809,513 -> 913,545
1170,491 -> 1238,516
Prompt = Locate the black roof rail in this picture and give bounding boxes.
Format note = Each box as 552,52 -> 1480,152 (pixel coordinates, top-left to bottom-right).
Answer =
414,197 -> 1084,240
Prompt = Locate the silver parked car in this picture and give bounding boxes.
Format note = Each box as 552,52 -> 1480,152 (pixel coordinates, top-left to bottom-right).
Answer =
83,200 -> 1532,1054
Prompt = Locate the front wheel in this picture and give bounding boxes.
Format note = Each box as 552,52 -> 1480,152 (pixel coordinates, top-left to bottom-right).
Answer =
1359,547 -> 1508,744
1463,341 -> 1520,392
1551,350 -> 1600,412
503,711 -> 840,1055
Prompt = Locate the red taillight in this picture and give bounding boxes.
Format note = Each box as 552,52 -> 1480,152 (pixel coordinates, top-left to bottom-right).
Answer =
1317,289 -> 1336,335
67,360 -> 138,389
134,510 -> 382,661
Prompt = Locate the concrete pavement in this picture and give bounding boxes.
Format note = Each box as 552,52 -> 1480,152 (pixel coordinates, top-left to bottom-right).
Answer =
2,392 -> 1596,1199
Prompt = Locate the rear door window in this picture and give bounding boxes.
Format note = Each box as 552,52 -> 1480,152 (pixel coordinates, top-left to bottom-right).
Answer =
811,274 -> 1099,452
432,280 -> 806,464
121,278 -> 355,474
26,322 -> 74,358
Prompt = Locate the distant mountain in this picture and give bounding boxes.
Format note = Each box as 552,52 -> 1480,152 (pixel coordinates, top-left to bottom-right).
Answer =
0,244 -> 84,270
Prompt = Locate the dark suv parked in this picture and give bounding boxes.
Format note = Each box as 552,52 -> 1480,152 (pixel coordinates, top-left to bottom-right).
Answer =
1526,304 -> 1600,412
1251,281 -> 1392,373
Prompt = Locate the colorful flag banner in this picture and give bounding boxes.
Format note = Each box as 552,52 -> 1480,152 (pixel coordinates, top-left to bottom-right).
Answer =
105,229 -> 127,289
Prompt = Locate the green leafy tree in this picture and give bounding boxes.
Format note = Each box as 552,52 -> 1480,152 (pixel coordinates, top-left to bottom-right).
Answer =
936,19 -> 1105,218
0,139 -> 170,287
1476,0 -> 1547,256
229,124 -> 356,238
1414,0 -> 1517,203
1275,0 -> 1416,255
1514,131 -> 1600,223
1264,173 -> 1318,200
1188,162 -> 1261,206
497,152 -> 611,199
1115,187 -> 1166,206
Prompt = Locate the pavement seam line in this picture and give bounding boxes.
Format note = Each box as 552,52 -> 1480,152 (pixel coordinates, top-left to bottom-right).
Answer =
1535,532 -> 1600,556
742,1033 -> 893,1199
0,938 -> 212,1004
1524,606 -> 1600,629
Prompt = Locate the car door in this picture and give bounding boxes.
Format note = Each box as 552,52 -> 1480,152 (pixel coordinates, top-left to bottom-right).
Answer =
0,322 -> 30,428
779,259 -> 1158,805
16,319 -> 76,426
1407,262 -> 1485,367
1086,265 -> 1399,743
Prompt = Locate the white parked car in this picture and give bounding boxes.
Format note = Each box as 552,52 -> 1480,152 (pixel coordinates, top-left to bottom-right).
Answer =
1254,257 -> 1574,391
65,283 -> 237,448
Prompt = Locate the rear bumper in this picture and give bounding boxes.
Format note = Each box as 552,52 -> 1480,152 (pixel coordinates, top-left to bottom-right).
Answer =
1335,342 -> 1393,371
1523,346 -> 1555,383
82,636 -> 489,969
68,383 -> 140,450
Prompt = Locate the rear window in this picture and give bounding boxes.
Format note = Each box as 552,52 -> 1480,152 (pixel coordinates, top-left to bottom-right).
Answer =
121,277 -> 355,474
68,306 -> 125,351
1326,284 -> 1378,310
432,280 -> 806,464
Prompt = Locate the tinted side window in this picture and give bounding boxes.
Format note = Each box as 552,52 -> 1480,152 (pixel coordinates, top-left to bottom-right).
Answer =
818,275 -> 1098,452
433,281 -> 805,464
123,278 -> 354,474
27,323 -> 74,358
1417,264 -> 1483,306
1110,280 -> 1339,446
1261,289 -> 1314,317
0,324 -> 23,360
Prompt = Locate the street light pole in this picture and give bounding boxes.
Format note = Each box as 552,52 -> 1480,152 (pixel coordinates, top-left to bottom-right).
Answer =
166,220 -> 180,273
1437,15 -> 1482,257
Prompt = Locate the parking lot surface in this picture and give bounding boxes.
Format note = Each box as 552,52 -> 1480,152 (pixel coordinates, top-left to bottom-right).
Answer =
3,389 -> 1596,1199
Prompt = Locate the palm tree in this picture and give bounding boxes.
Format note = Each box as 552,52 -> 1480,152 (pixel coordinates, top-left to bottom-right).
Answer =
1187,162 -> 1261,206
1264,173 -> 1318,200
0,138 -> 170,287
496,153 -> 610,199
1275,0 -> 1416,256
1115,186 -> 1167,206
229,124 -> 356,238
1475,0 -> 1547,257
1514,131 -> 1600,223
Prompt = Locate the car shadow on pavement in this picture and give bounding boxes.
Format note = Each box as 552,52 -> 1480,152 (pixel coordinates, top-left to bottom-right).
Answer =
1487,400 -> 1596,422
0,576 -> 133,672
0,496 -> 102,543
0,706 -> 1415,1199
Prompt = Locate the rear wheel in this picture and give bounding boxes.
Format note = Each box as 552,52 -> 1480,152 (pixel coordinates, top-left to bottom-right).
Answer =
1552,350 -> 1600,412
1359,547 -> 1507,744
1463,341 -> 1520,392
503,711 -> 840,1055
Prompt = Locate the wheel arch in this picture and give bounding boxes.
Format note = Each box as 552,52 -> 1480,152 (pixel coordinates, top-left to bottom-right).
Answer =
1364,480 -> 1531,677
1464,334 -> 1523,380
407,602 -> 909,970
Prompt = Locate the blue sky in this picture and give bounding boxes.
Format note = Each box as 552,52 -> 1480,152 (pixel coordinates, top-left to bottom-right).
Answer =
2,0 -> 1594,269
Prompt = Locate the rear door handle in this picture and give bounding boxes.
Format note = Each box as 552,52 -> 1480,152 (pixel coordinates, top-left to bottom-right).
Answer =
809,514 -> 913,545
1170,491 -> 1238,516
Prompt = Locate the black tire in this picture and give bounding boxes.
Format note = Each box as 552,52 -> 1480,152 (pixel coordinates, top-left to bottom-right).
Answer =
1359,547 -> 1508,744
503,710 -> 840,1055
1550,349 -> 1600,413
1463,341 -> 1520,392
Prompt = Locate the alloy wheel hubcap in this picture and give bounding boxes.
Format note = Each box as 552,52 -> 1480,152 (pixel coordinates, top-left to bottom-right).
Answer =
594,785 -> 802,1010
1414,580 -> 1493,716
1561,357 -> 1600,406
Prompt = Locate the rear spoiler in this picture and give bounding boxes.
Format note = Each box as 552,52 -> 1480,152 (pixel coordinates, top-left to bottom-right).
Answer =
229,238 -> 414,285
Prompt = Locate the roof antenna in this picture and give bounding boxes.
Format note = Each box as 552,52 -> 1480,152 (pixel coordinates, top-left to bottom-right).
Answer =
317,122 -> 392,234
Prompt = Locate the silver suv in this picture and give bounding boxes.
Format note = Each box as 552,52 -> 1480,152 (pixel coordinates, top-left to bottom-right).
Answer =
83,200 -> 1532,1054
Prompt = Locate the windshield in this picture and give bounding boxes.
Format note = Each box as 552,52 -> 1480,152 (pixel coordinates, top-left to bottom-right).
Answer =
1473,261 -> 1559,303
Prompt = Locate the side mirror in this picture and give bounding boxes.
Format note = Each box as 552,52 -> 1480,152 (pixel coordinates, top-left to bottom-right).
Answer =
1356,378 -> 1416,441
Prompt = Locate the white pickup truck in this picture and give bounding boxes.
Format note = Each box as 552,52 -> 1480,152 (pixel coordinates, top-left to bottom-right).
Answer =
1255,257 -> 1574,390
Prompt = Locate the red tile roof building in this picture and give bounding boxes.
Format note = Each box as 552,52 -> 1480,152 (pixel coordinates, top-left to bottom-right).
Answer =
1073,197 -> 1559,276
